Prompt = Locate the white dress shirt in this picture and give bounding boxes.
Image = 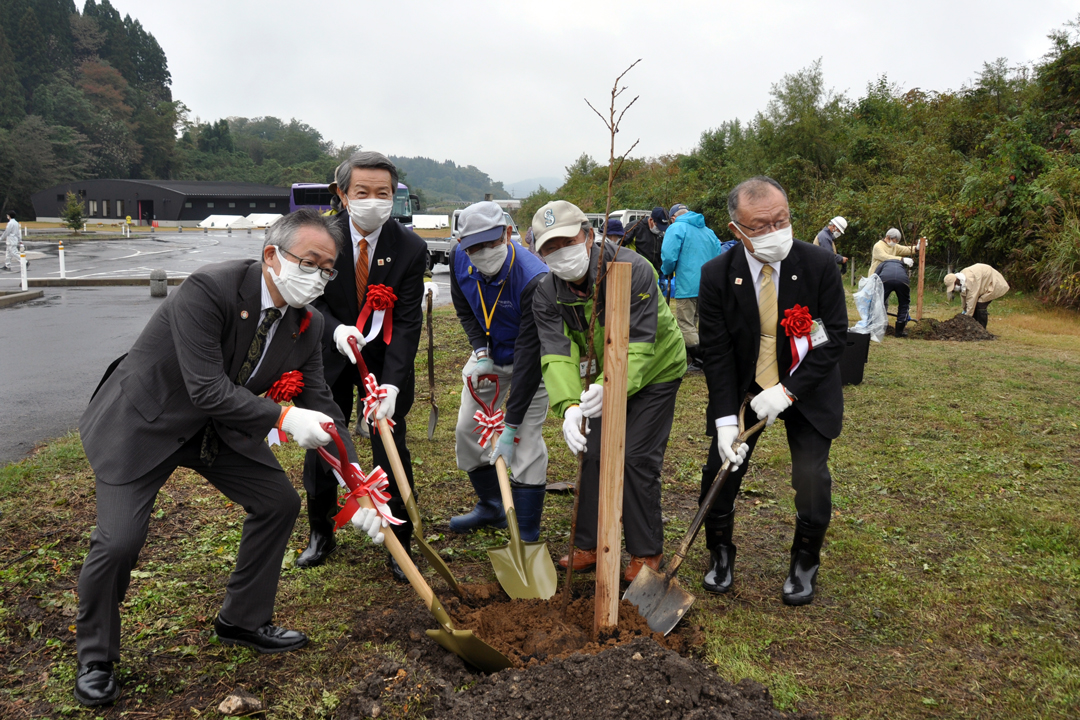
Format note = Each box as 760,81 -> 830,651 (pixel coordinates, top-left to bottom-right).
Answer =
349,220 -> 383,267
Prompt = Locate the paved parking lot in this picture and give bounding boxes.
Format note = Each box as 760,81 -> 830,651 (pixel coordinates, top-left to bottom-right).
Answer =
0,231 -> 452,464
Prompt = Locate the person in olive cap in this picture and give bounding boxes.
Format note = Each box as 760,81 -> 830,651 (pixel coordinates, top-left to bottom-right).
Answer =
530,199 -> 686,582
447,201 -> 551,539
623,207 -> 668,275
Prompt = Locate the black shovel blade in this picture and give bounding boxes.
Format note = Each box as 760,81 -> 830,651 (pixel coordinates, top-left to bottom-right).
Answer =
622,564 -> 696,636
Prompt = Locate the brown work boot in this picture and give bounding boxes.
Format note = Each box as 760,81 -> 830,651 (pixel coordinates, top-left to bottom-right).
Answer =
558,548 -> 597,572
624,554 -> 663,582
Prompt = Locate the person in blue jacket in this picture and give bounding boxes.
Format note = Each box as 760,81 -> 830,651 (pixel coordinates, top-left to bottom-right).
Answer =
661,204 -> 723,371
447,201 -> 550,540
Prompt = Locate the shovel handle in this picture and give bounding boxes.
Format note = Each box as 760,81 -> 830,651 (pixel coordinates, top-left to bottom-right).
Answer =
426,290 -> 436,396
664,395 -> 767,579
377,417 -> 413,506
347,336 -> 370,378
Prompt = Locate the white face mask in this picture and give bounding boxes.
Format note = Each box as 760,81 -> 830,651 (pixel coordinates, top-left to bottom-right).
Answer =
545,241 -> 591,282
269,246 -> 329,308
738,225 -> 793,264
649,224 -> 660,235
886,240 -> 898,248
469,243 -> 508,276
348,198 -> 393,232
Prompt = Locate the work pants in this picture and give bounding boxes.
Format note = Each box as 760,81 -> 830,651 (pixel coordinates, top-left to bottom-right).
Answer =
574,378 -> 681,557
76,437 -> 301,663
4,238 -> 17,268
302,362 -> 414,533
699,404 -> 833,529
675,297 -> 700,346
974,301 -> 991,328
455,353 -> 549,486
882,279 -> 911,325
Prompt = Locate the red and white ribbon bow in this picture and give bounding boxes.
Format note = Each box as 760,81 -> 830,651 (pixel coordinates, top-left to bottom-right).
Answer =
361,372 -> 396,431
330,464 -> 403,530
472,407 -> 505,447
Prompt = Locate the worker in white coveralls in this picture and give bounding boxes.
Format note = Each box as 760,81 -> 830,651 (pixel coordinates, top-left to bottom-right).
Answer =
447,201 -> 551,541
2,212 -> 22,271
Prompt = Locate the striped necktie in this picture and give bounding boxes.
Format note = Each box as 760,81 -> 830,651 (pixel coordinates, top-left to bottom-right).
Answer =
200,307 -> 281,465
355,237 -> 369,314
755,264 -> 779,389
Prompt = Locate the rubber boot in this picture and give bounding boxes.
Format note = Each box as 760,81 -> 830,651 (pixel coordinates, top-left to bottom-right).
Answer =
974,302 -> 990,329
702,510 -> 736,594
295,488 -> 338,568
782,516 -> 827,606
894,320 -> 907,338
685,344 -> 704,372
448,466 -> 507,533
509,482 -> 545,542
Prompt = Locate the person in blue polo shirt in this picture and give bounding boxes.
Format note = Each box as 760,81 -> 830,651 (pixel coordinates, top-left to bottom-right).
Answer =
447,201 -> 551,540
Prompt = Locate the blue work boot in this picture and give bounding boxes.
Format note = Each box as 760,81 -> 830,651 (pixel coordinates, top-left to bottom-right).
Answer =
449,466 -> 507,533
510,482 -> 546,542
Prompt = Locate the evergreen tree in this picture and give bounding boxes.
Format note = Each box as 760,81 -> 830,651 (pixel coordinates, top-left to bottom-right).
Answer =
14,7 -> 50,98
0,30 -> 26,127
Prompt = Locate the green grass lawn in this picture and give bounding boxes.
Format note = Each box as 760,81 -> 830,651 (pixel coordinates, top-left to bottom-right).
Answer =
0,288 -> 1077,719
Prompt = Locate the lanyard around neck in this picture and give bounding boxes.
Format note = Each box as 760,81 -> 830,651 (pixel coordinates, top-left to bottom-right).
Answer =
476,243 -> 516,337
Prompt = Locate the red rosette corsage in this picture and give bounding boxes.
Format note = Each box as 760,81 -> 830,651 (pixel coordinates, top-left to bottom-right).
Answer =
781,304 -> 813,338
267,370 -> 304,403
298,310 -> 312,335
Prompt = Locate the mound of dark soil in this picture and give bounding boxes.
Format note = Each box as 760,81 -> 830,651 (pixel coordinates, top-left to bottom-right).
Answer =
434,637 -> 820,719
906,313 -> 994,341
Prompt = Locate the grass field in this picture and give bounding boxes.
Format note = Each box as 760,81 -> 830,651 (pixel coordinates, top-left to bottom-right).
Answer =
0,288 -> 1077,719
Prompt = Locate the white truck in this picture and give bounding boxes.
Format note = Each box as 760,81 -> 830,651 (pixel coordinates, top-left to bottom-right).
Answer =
585,209 -> 651,236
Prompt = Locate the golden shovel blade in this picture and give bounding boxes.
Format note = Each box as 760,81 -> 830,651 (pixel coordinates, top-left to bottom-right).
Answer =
487,538 -> 558,600
425,628 -> 514,673
622,564 -> 696,636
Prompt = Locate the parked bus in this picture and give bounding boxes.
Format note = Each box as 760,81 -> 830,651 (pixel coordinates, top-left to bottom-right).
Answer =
289,182 -> 419,225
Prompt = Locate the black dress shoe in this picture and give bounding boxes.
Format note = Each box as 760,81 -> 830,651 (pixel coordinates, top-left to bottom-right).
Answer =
74,661 -> 120,706
387,553 -> 409,583
295,530 -> 336,568
782,550 -> 820,606
702,543 -> 736,594
214,616 -> 308,653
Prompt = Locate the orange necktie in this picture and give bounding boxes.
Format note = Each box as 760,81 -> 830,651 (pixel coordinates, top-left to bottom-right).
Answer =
355,237 -> 369,315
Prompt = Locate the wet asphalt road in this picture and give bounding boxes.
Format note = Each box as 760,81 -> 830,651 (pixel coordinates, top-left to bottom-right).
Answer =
0,231 -> 452,465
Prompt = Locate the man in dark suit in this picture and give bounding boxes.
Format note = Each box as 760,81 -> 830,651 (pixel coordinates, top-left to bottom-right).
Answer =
698,176 -> 847,606
74,210 -> 387,706
298,151 -> 428,581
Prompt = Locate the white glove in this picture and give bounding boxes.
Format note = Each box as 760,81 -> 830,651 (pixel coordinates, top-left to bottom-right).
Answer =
903,257 -> 914,268
470,353 -> 495,389
281,407 -> 334,449
750,384 -> 793,426
375,385 -> 399,422
562,405 -> 590,455
334,325 -> 365,363
350,507 -> 386,545
715,423 -> 749,470
423,281 -> 440,306
579,383 -> 604,418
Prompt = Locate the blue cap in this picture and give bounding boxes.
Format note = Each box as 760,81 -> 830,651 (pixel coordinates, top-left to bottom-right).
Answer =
669,203 -> 688,220
651,207 -> 669,227
605,218 -> 625,237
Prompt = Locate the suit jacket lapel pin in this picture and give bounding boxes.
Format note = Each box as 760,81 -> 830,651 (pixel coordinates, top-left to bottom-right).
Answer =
735,277 -> 743,285
240,310 -> 249,319
792,275 -> 798,280
377,259 -> 384,266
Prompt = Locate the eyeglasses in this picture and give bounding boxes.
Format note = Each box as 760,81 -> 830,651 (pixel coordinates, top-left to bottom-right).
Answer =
278,246 -> 338,280
732,217 -> 792,238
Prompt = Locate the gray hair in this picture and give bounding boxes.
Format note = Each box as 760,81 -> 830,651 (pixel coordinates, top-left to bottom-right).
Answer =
885,228 -> 902,241
334,150 -> 399,197
727,176 -> 788,222
263,208 -> 344,257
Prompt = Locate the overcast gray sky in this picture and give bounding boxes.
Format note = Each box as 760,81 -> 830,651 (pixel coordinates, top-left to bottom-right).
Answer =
120,0 -> 1075,191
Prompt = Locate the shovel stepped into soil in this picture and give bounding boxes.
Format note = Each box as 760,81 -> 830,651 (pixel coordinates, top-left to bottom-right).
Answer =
317,423 -> 513,673
623,396 -> 766,635
348,336 -> 463,596
468,375 -> 558,600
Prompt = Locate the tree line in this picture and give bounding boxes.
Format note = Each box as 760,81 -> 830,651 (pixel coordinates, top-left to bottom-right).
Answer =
518,19 -> 1080,309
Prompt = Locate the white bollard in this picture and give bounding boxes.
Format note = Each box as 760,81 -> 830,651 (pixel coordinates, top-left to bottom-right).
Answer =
19,248 -> 27,291
59,240 -> 66,279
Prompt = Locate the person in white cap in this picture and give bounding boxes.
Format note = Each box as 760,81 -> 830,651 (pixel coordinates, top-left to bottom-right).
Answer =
446,201 -> 551,540
867,228 -> 926,277
813,216 -> 848,270
529,199 -> 686,582
944,264 -> 1009,328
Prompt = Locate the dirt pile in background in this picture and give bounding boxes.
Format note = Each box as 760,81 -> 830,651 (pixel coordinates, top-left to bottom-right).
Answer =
904,313 -> 995,341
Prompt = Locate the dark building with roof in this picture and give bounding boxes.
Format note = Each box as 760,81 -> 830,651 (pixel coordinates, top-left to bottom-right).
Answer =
31,179 -> 290,226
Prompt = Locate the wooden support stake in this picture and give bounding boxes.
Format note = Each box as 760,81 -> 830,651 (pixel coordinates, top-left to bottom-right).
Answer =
915,237 -> 927,320
594,261 -> 631,637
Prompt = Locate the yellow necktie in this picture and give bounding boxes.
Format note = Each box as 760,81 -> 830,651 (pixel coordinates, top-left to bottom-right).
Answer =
755,265 -> 779,389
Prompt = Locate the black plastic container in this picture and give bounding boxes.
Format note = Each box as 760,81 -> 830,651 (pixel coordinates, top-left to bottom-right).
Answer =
840,332 -> 871,385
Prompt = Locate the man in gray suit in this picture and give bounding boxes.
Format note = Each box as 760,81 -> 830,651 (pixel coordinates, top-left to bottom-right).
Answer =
73,209 -> 386,707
